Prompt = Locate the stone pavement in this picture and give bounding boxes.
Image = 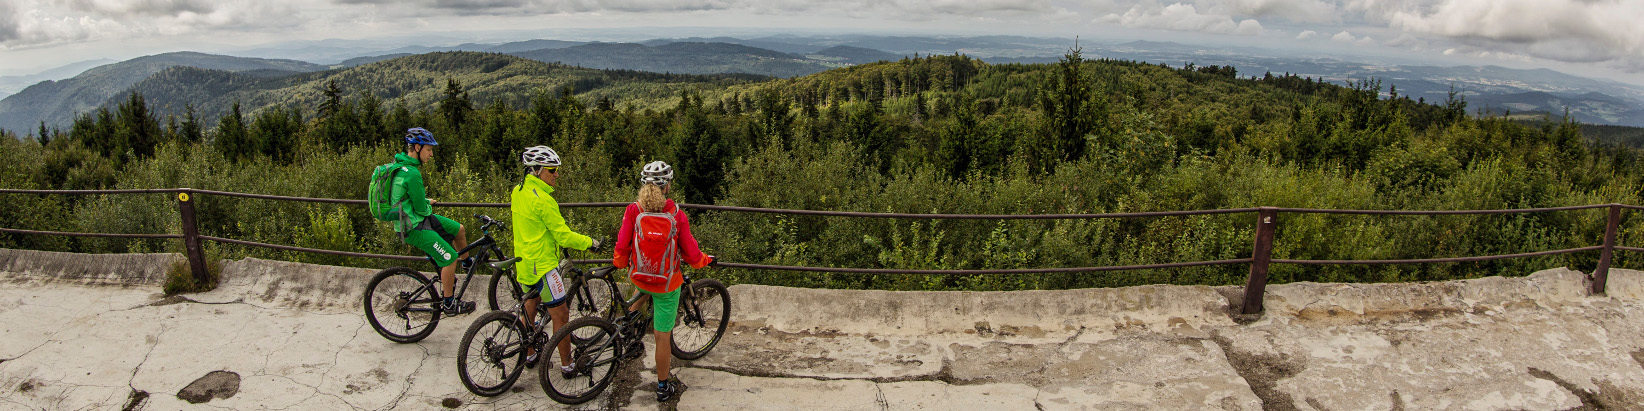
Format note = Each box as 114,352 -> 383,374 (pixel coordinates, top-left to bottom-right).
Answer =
1,248 -> 1643,410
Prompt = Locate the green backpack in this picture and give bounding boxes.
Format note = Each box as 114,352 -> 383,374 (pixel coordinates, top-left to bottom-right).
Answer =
367,163 -> 405,222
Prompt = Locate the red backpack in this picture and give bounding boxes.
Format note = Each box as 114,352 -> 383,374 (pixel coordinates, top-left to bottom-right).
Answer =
629,205 -> 681,293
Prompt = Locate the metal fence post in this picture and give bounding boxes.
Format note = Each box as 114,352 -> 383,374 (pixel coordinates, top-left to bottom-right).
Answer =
1593,204 -> 1621,295
176,189 -> 209,286
1241,207 -> 1278,315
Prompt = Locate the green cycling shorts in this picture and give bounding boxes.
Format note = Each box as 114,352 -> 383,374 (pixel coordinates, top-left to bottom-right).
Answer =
404,214 -> 460,267
642,287 -> 681,333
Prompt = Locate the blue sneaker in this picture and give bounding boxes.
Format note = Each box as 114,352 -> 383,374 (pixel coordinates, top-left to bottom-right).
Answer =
656,378 -> 681,402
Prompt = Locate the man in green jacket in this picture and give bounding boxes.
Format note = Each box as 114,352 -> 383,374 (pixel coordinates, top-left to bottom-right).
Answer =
511,145 -> 599,369
392,127 -> 473,315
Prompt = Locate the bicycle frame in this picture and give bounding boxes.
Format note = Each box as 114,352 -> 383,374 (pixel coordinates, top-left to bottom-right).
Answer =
572,270 -> 707,369
500,248 -> 621,357
399,219 -> 509,315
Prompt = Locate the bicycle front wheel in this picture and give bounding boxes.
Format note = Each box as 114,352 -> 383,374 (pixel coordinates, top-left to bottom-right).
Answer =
487,267 -> 521,312
540,317 -> 621,404
672,278 -> 730,360
363,267 -> 441,343
569,275 -> 620,321
457,311 -> 529,397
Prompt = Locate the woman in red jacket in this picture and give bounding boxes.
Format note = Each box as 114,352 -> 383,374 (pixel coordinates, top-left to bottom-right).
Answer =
612,160 -> 713,403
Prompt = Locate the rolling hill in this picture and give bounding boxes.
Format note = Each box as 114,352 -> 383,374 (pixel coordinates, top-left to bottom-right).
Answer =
113,52 -> 768,124
509,42 -> 837,78
0,52 -> 325,132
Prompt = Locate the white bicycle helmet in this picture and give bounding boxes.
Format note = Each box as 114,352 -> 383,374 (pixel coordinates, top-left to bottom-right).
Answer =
640,161 -> 673,186
521,146 -> 561,168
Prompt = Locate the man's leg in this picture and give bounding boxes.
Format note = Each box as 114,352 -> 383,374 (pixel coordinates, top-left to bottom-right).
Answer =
428,215 -> 463,299
455,225 -> 469,261
441,263 -> 457,299
404,227 -> 459,299
523,297 -> 539,358
549,303 -> 571,363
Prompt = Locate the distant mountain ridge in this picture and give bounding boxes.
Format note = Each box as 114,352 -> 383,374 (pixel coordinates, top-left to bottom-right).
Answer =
485,39 -> 584,53
1076,41 -> 1644,127
7,34 -> 1644,134
811,46 -> 905,65
0,52 -> 324,132
0,59 -> 117,100
1472,91 -> 1644,126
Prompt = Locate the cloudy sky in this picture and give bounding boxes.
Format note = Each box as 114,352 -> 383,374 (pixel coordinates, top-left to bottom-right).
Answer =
2,0 -> 1641,84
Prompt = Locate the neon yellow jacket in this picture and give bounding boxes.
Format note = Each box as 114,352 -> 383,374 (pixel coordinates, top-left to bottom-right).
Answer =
510,174 -> 593,285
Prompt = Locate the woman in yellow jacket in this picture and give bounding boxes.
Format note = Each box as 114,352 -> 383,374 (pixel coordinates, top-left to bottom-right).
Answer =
510,146 -> 599,372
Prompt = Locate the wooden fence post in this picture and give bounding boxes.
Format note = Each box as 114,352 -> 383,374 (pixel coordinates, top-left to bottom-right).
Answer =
1593,204 -> 1621,295
1242,207 -> 1278,315
176,189 -> 209,287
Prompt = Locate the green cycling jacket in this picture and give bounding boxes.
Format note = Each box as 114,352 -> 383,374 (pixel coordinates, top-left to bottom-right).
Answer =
510,174 -> 593,285
388,152 -> 433,233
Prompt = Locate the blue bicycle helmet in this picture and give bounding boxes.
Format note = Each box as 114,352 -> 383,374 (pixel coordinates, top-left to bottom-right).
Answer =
404,127 -> 438,146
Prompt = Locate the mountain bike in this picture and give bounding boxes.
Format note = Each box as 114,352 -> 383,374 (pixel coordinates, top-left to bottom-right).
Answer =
539,269 -> 730,404
456,248 -> 622,396
362,214 -> 512,343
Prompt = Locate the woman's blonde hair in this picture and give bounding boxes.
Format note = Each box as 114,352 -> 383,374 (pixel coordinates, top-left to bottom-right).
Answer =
637,183 -> 668,212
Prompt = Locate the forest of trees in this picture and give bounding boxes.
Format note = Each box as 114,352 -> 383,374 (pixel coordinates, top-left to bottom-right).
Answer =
2,49 -> 1639,291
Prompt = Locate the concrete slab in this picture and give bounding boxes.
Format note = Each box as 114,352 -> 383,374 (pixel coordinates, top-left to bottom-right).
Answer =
1,248 -> 1643,410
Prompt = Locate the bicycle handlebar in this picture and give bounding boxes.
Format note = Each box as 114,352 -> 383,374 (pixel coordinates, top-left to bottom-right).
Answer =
473,214 -> 505,232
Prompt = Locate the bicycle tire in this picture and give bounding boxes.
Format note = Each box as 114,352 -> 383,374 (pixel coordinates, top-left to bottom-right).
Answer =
570,275 -> 621,321
363,267 -> 441,343
487,267 -> 521,312
540,316 -> 621,404
457,310 -> 529,396
671,278 -> 730,360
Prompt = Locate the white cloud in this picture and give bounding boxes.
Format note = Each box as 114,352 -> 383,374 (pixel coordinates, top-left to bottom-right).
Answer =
0,2 -> 19,42
1348,0 -> 1644,69
1,0 -> 306,48
1098,1 -> 1264,36
1217,0 -> 1336,24
1,0 -> 1640,75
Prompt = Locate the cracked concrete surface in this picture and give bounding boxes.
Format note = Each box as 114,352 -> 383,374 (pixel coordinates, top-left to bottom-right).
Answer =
3,248 -> 1644,409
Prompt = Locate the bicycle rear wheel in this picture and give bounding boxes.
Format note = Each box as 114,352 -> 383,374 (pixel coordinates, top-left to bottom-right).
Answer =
363,267 -> 441,343
672,278 -> 730,360
457,311 -> 529,396
540,317 -> 621,404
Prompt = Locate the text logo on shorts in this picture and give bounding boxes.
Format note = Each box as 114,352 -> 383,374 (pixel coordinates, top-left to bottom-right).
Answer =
434,244 -> 452,260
